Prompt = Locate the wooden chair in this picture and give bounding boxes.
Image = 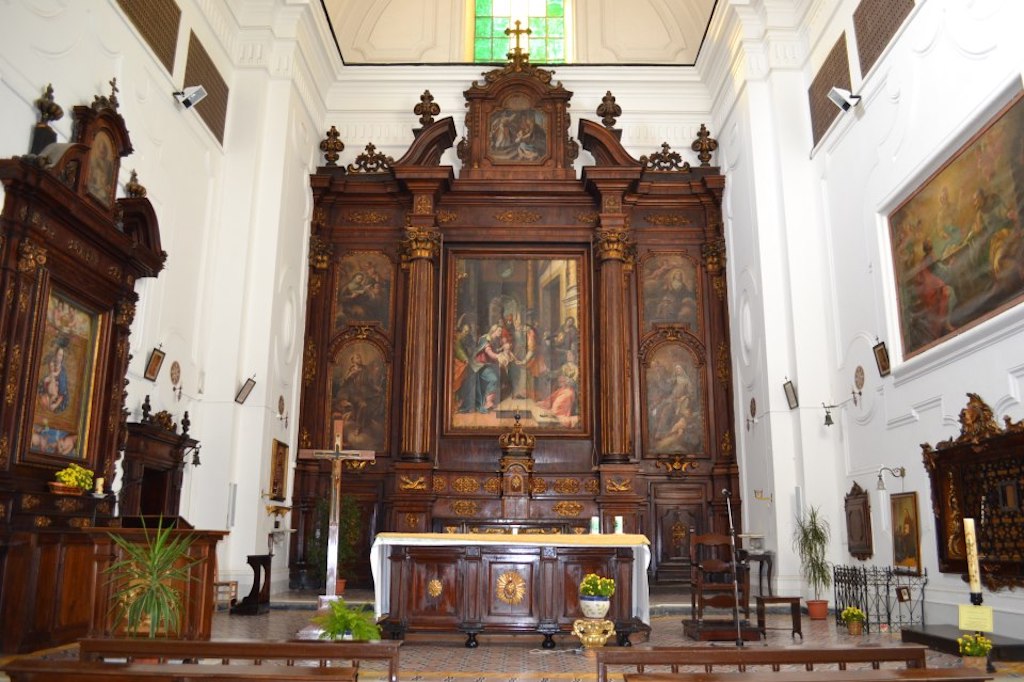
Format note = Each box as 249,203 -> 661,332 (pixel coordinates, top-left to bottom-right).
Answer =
689,531 -> 750,623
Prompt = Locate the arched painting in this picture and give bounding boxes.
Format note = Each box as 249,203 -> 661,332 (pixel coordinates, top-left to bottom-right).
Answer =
644,343 -> 706,455
330,340 -> 388,452
86,130 -> 117,207
333,252 -> 392,331
447,252 -> 587,434
641,253 -> 700,332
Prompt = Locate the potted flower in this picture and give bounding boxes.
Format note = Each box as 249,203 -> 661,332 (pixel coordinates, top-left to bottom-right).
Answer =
792,506 -> 832,619
840,606 -> 866,635
957,633 -> 993,669
578,573 -> 615,619
313,597 -> 381,640
105,518 -> 199,638
51,462 -> 93,495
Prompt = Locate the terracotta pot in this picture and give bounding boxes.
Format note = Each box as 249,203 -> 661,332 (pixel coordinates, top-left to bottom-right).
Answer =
846,620 -> 864,635
579,596 -> 610,619
48,481 -> 83,496
806,599 -> 829,620
335,578 -> 347,595
961,656 -> 988,670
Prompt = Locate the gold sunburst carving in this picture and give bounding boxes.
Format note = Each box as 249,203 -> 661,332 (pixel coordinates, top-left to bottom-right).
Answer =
496,571 -> 527,605
428,579 -> 443,598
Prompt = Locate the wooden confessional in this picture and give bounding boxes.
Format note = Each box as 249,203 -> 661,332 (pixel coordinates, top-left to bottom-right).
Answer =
291,44 -> 739,590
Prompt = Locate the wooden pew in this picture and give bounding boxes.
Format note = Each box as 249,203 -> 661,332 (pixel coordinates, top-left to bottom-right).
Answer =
623,670 -> 991,682
1,638 -> 401,682
596,644 -> 930,682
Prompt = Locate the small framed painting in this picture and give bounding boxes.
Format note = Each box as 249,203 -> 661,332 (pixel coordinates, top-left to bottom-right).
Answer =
143,347 -> 165,381
891,492 -> 921,575
269,439 -> 289,502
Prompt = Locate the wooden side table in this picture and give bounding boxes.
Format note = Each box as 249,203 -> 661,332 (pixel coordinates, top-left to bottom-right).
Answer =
755,595 -> 802,639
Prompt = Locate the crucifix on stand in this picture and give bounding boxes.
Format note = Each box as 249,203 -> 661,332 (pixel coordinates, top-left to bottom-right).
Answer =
298,421 -> 374,605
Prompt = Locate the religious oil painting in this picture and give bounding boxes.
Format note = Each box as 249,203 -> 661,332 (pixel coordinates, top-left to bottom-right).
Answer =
330,340 -> 388,451
641,253 -> 700,332
269,439 -> 288,502
889,91 -> 1024,358
28,291 -> 99,461
86,129 -> 117,207
447,252 -> 587,434
333,251 -> 392,332
487,96 -> 549,163
644,343 -> 706,455
891,492 -> 921,575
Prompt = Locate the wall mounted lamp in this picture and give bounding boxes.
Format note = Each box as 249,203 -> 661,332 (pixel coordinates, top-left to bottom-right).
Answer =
184,442 -> 201,467
876,465 -> 906,491
822,387 -> 862,426
173,85 -> 207,109
827,86 -> 861,112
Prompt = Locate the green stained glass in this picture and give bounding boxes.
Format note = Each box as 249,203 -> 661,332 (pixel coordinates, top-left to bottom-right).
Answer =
493,18 -> 509,37
532,43 -> 547,61
473,0 -> 567,64
474,38 -> 492,61
547,0 -> 563,17
475,0 -> 492,16
548,17 -> 564,37
548,41 -> 564,61
475,18 -> 493,38
529,16 -> 546,37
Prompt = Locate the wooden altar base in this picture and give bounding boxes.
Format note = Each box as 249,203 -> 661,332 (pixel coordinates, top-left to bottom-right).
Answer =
684,619 -> 761,642
902,624 -> 1024,661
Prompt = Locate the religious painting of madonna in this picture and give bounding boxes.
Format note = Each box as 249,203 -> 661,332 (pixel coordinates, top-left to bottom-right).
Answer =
643,343 -> 707,455
27,291 -> 100,462
333,252 -> 393,332
446,252 -> 588,434
889,91 -> 1024,359
330,340 -> 389,451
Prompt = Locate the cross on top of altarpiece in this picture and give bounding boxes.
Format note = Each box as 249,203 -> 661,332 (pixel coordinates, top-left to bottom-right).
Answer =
505,20 -> 532,67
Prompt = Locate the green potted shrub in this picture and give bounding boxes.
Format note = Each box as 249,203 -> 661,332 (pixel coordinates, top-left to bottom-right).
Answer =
313,597 -> 381,640
105,518 -> 199,637
792,505 -> 832,620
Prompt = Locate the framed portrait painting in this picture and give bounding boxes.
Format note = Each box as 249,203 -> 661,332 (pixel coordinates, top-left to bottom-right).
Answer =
891,492 -> 921,575
27,291 -> 100,461
269,439 -> 289,502
144,347 -> 165,381
446,250 -> 588,434
888,90 -> 1024,358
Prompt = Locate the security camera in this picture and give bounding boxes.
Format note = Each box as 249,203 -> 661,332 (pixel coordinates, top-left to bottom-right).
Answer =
173,85 -> 207,109
827,86 -> 861,112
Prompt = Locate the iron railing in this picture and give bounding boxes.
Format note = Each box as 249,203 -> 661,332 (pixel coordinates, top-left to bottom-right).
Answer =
833,565 -> 927,633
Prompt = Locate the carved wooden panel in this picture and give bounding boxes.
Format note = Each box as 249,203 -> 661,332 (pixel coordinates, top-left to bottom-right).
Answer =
845,481 -> 873,560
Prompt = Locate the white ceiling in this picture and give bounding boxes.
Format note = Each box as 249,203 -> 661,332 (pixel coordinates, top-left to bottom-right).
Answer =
320,0 -> 719,66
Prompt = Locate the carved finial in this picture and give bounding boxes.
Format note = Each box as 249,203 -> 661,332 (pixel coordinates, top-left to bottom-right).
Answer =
690,123 -> 718,167
597,91 -> 621,128
35,84 -> 64,124
141,394 -> 153,422
414,90 -> 441,127
505,20 -> 532,69
125,169 -> 147,198
347,142 -> 394,174
180,411 -> 191,439
92,77 -> 120,111
319,125 -> 344,167
639,142 -> 691,172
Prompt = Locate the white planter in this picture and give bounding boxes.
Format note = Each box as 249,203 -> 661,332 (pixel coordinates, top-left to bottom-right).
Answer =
580,596 -> 610,619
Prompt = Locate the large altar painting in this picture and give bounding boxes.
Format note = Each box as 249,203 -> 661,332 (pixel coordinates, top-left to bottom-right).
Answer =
644,343 -> 706,455
28,291 -> 99,461
330,340 -> 388,451
889,91 -> 1024,358
447,253 -> 586,433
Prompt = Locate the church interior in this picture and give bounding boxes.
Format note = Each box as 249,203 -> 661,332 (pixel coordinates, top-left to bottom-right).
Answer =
2,0 -> 1024,674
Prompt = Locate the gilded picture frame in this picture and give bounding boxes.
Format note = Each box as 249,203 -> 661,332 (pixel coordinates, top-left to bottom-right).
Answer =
269,438 -> 289,502
445,250 -> 589,434
891,492 -> 921,575
888,90 -> 1024,359
27,290 -> 100,462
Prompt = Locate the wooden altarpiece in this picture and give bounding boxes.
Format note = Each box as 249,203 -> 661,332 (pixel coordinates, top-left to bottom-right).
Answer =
0,83 -> 164,653
293,45 -> 738,591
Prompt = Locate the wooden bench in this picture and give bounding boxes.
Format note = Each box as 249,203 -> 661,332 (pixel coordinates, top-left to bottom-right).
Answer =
1,638 -> 403,682
596,644 -> 930,682
623,670 -> 992,682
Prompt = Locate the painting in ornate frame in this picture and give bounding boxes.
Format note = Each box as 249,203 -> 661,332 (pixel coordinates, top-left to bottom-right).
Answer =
891,491 -> 921,575
330,339 -> 389,451
844,482 -> 873,560
486,96 -> 550,164
143,347 -> 166,381
269,438 -> 289,502
640,252 -> 701,333
888,90 -> 1024,359
27,290 -> 101,462
642,341 -> 707,455
444,249 -> 588,435
333,251 -> 393,332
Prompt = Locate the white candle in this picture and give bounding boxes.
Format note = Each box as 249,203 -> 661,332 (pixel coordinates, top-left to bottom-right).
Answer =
964,517 -> 981,593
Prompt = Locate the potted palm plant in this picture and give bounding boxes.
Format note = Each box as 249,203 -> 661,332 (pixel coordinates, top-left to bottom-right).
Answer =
105,518 -> 199,637
313,597 -> 381,640
792,505 -> 832,620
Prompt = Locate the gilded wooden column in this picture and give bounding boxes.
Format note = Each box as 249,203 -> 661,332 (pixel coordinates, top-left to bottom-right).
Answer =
594,211 -> 633,463
399,220 -> 441,461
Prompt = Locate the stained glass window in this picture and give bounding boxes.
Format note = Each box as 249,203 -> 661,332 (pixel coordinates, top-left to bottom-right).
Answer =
473,0 -> 568,64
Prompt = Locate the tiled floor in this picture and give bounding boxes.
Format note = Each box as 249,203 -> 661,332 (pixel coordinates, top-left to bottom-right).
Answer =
203,589 -> 1019,682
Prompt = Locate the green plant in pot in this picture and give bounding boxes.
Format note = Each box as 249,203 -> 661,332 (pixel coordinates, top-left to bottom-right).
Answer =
105,518 -> 198,637
792,505 -> 832,620
307,494 -> 362,592
313,597 -> 381,640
